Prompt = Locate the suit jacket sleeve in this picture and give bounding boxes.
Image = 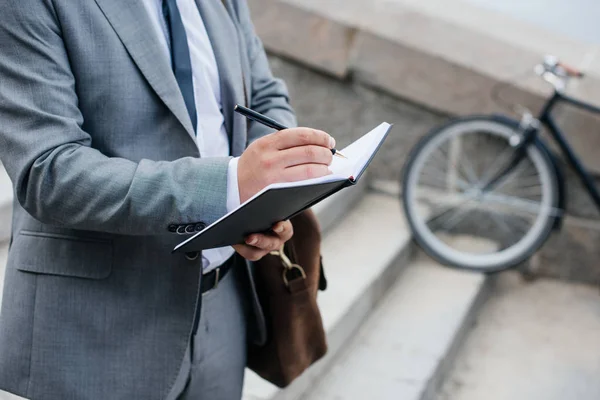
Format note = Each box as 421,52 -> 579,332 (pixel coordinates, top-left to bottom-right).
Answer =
234,0 -> 299,144
0,0 -> 230,236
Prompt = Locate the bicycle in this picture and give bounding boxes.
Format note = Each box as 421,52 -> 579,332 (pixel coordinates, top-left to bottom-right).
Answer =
402,56 -> 599,272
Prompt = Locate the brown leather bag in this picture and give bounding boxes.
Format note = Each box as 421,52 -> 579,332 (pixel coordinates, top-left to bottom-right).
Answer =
247,210 -> 328,388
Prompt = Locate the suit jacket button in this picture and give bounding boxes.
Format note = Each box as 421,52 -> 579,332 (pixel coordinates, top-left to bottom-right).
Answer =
195,222 -> 206,232
168,224 -> 178,233
185,252 -> 200,261
185,224 -> 196,234
176,225 -> 187,235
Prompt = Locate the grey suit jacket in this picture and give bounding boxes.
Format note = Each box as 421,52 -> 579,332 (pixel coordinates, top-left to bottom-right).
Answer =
0,0 -> 296,399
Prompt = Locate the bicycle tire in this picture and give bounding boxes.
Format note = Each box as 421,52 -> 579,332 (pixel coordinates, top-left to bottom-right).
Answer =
402,116 -> 560,272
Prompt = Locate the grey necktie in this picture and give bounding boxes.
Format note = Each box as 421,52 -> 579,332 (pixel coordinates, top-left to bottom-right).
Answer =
162,0 -> 198,134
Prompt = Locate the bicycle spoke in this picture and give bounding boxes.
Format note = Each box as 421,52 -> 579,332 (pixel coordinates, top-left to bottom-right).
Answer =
496,183 -> 543,200
420,186 -> 540,236
501,185 -> 543,198
481,193 -> 562,218
490,212 -> 533,249
447,136 -> 479,187
426,194 -> 477,224
486,207 -> 533,230
419,171 -> 471,190
425,203 -> 461,224
478,145 -> 516,185
486,163 -> 527,193
461,156 -> 480,185
420,162 -> 464,178
428,203 -> 471,233
493,172 -> 542,196
424,191 -> 481,236
436,201 -> 475,233
420,145 -> 474,191
427,144 -> 450,166
414,186 -> 473,211
487,163 -> 542,196
487,210 -> 514,236
500,179 -> 543,191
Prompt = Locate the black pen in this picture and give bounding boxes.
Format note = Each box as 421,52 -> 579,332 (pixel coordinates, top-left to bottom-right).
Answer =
234,105 -> 347,159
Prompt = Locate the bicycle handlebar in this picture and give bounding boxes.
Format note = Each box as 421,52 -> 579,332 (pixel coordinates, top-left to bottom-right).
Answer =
534,56 -> 586,91
557,61 -> 585,79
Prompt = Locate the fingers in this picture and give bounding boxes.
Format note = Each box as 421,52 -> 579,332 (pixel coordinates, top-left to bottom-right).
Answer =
272,221 -> 294,242
232,244 -> 268,262
233,234 -> 280,262
272,128 -> 335,151
274,145 -> 334,169
281,164 -> 332,182
245,232 -> 280,252
238,127 -> 336,203
233,221 -> 294,262
246,220 -> 293,250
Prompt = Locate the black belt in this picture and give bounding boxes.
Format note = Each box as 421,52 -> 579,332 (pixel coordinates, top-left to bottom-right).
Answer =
200,255 -> 236,295
191,255 -> 237,338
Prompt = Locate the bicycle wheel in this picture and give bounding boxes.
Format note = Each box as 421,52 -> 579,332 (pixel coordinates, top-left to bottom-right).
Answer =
402,116 -> 560,272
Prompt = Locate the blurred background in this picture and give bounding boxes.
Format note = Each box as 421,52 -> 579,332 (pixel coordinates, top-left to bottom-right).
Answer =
2,0 -> 600,399
465,0 -> 600,43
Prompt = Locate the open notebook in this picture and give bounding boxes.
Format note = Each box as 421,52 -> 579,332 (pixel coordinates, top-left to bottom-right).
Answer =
173,122 -> 393,253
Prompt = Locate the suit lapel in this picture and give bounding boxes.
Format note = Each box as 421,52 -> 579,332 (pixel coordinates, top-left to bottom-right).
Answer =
93,0 -> 196,140
195,0 -> 247,156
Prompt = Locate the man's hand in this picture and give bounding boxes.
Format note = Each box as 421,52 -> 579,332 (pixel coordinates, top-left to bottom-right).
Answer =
234,127 -> 333,261
237,127 -> 335,203
233,220 -> 293,261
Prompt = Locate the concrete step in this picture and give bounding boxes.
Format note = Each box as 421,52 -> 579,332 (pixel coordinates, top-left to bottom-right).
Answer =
0,382 -> 22,399
0,389 -> 21,400
436,272 -> 600,400
243,192 -> 414,400
0,165 -> 12,243
0,243 -> 7,311
302,255 -> 491,400
312,173 -> 369,235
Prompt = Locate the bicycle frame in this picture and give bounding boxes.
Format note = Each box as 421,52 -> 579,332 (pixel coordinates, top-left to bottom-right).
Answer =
481,89 -> 600,221
537,91 -> 600,210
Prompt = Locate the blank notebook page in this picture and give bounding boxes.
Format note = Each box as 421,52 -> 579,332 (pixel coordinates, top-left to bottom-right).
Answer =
329,122 -> 391,179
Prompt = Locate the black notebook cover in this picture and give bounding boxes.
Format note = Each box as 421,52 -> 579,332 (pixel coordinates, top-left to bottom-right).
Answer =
173,124 -> 393,253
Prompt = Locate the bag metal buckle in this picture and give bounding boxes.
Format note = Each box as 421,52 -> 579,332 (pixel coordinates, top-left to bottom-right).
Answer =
270,245 -> 306,287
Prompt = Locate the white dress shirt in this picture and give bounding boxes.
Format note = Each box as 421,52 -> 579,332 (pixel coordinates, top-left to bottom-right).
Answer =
142,0 -> 240,272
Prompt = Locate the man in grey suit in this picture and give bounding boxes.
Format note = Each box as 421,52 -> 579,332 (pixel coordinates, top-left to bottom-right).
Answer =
0,0 -> 335,399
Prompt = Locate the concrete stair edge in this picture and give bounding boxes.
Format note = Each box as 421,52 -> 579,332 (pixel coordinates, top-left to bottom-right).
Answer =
302,257 -> 493,400
420,273 -> 495,400
242,192 -> 416,400
313,173 -> 369,235
0,165 -> 12,244
276,237 -> 415,400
